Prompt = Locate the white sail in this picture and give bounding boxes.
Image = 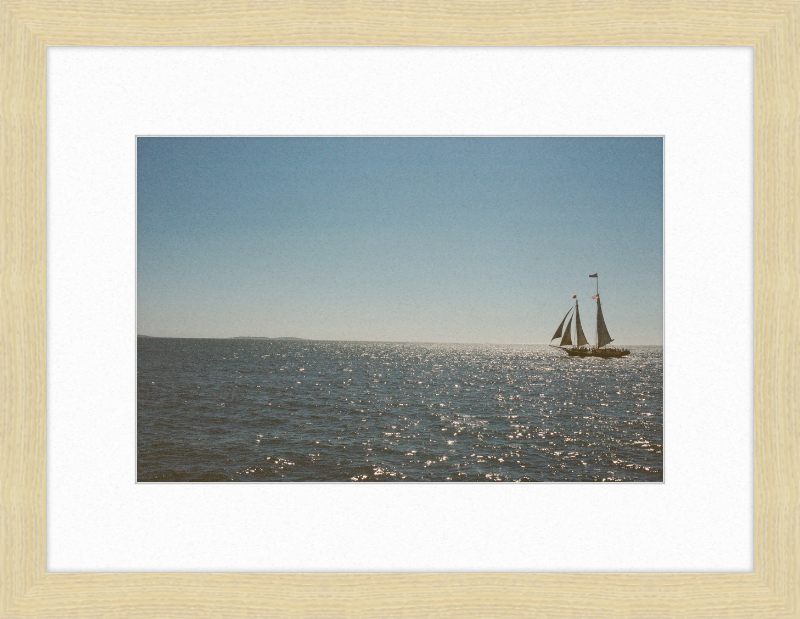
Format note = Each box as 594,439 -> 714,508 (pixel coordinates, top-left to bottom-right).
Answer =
575,303 -> 589,347
559,316 -> 573,346
596,299 -> 614,348
551,308 -> 572,341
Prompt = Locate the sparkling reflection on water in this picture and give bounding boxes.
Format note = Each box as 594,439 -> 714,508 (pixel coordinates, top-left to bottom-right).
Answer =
137,338 -> 663,482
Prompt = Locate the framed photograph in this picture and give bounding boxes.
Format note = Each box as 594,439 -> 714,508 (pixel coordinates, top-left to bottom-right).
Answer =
2,2 -> 796,617
136,135 -> 664,484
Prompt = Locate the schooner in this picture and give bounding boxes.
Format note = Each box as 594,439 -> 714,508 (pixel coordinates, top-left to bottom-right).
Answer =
549,273 -> 630,358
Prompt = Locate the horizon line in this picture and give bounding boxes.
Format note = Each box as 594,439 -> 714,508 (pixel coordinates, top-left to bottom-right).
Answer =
137,335 -> 663,346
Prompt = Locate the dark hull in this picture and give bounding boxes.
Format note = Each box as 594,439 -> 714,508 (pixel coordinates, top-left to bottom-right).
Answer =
564,347 -> 630,358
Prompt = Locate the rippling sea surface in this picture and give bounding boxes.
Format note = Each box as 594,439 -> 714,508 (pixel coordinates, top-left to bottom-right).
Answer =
138,338 -> 663,482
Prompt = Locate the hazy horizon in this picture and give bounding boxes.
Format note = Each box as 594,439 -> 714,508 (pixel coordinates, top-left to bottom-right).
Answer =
137,137 -> 663,344
136,333 -> 663,346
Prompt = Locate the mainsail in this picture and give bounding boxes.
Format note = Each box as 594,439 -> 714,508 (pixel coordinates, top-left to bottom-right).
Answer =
551,308 -> 572,341
559,316 -> 573,346
596,298 -> 614,348
574,303 -> 589,347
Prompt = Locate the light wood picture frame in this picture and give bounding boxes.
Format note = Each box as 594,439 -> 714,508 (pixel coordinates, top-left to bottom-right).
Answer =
1,1 -> 797,616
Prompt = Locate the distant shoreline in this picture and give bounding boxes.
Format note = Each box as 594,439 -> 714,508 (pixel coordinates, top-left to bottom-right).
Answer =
138,335 -> 306,341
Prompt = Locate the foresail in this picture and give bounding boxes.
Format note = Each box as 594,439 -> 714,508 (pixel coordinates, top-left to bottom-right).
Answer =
551,308 -> 573,341
575,304 -> 589,347
596,300 -> 614,348
559,316 -> 573,346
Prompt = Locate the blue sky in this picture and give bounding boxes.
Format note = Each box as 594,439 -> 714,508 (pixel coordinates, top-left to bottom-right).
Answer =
137,137 -> 662,344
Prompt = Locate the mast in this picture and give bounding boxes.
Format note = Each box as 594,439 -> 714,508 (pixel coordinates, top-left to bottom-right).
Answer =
596,300 -> 614,348
593,273 -> 614,349
595,274 -> 599,349
589,272 -> 600,348
574,298 -> 589,347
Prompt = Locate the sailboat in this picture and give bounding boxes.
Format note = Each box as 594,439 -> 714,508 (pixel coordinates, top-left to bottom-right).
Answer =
549,273 -> 630,358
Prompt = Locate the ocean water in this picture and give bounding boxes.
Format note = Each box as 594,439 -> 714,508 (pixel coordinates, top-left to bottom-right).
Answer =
137,338 -> 663,482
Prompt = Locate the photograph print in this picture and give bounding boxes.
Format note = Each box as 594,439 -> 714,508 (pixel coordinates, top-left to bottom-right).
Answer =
137,136 -> 663,482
